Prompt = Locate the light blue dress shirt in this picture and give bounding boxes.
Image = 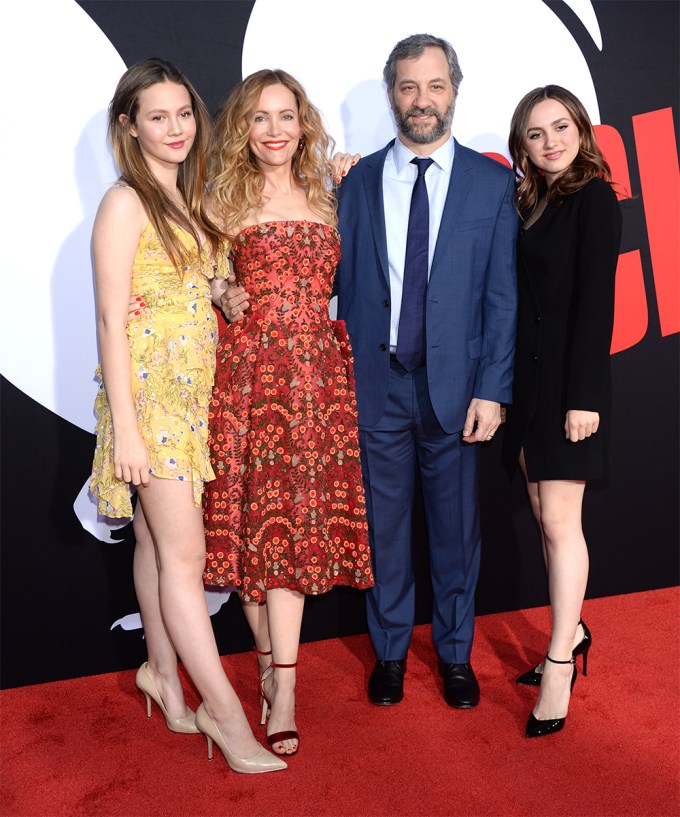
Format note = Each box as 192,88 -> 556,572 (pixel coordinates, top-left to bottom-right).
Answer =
383,135 -> 455,351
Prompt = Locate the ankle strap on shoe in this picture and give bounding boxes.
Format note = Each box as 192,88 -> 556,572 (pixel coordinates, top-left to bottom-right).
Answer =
270,661 -> 297,669
546,653 -> 575,665
253,647 -> 272,656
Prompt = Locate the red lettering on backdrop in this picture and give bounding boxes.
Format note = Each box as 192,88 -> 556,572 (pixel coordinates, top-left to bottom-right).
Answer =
594,124 -> 648,353
610,251 -> 648,353
633,108 -> 680,337
594,125 -> 633,200
482,152 -> 511,168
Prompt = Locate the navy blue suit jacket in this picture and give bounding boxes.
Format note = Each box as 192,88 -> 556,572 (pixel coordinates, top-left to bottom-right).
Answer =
336,139 -> 518,434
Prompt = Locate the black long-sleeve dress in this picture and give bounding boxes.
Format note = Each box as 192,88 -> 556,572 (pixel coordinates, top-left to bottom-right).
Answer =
503,177 -> 622,481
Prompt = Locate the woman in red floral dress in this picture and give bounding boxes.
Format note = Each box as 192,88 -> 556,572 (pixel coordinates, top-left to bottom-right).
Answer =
203,69 -> 373,757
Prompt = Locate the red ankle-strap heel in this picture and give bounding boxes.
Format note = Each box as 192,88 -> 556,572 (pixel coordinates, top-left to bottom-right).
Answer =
253,647 -> 272,677
260,661 -> 299,756
254,648 -> 273,722
259,660 -> 296,723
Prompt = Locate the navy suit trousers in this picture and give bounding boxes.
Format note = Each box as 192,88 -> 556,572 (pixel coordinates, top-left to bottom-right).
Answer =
359,357 -> 481,663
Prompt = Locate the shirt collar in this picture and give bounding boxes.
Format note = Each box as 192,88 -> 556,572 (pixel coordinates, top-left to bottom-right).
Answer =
393,134 -> 455,175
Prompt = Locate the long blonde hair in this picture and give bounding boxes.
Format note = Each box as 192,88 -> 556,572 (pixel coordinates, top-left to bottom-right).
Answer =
108,58 -> 224,267
209,69 -> 337,239
508,85 -> 613,218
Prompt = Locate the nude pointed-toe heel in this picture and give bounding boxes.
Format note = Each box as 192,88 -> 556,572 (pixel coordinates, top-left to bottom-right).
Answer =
135,662 -> 199,735
195,703 -> 287,774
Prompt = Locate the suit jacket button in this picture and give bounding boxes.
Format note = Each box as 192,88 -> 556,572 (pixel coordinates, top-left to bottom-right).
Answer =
535,315 -> 541,323
382,299 -> 390,308
531,354 -> 539,362
379,343 -> 387,351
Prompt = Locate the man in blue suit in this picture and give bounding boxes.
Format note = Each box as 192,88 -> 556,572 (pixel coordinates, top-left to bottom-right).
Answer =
335,34 -> 518,707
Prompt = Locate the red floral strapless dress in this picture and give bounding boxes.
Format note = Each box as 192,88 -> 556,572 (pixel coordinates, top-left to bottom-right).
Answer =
203,221 -> 373,602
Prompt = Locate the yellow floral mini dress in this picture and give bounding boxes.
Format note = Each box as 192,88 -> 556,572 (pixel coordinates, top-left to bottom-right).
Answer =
90,221 -> 225,518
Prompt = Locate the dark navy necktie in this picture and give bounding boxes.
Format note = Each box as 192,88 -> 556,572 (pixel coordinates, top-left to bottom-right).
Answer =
396,156 -> 434,372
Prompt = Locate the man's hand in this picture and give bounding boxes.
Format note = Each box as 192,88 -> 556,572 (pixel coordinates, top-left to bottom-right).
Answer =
462,398 -> 501,444
221,272 -> 250,322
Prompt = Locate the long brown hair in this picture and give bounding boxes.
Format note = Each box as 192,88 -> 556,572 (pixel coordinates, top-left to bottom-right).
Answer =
108,58 -> 223,267
508,85 -> 613,218
209,69 -> 337,239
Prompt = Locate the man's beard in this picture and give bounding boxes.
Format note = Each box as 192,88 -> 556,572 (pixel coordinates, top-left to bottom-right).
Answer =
393,102 -> 454,145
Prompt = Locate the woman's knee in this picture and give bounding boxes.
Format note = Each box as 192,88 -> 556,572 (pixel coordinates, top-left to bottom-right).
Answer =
540,508 -> 582,545
159,542 -> 206,573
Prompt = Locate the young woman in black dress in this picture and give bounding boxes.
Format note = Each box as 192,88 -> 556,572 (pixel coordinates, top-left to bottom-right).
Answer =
503,85 -> 622,738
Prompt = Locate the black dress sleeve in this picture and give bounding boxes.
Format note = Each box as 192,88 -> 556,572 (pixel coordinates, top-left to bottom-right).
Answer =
565,179 -> 622,412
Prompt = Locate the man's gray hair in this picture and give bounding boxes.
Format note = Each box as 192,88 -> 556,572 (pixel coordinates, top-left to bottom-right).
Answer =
383,33 -> 463,95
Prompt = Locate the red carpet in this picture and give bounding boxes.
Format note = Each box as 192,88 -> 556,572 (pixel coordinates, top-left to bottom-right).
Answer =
1,587 -> 678,817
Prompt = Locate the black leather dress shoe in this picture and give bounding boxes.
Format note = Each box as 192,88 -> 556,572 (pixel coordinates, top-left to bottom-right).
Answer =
368,659 -> 407,705
438,661 -> 480,708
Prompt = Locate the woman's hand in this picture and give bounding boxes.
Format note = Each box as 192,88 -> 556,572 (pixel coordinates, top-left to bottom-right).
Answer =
221,271 -> 250,322
113,427 -> 151,487
331,152 -> 361,183
564,409 -> 600,441
127,295 -> 145,319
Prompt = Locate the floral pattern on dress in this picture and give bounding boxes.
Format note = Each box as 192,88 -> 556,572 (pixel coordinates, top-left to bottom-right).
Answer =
90,222 -> 226,518
203,221 -> 373,601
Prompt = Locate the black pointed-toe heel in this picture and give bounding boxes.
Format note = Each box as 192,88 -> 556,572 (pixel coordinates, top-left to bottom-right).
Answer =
516,619 -> 591,686
525,711 -> 566,738
515,666 -> 543,687
572,619 -> 592,675
518,661 -> 578,692
525,654 -> 577,739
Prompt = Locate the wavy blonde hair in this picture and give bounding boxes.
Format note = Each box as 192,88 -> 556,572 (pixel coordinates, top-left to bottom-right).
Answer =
508,85 -> 613,219
108,58 -> 224,268
209,69 -> 337,239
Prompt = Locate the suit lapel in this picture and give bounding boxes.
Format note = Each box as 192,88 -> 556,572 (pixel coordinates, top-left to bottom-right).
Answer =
362,141 -> 392,285
431,141 -> 473,276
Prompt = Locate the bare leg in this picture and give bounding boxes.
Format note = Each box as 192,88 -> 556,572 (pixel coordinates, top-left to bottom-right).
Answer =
532,479 -> 588,720
133,505 -> 187,718
519,450 -> 547,568
262,588 -> 304,754
520,451 -> 586,674
242,600 -> 272,676
136,476 -> 260,758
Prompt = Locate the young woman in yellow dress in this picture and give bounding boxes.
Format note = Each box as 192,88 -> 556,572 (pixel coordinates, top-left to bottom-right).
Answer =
89,58 -> 286,774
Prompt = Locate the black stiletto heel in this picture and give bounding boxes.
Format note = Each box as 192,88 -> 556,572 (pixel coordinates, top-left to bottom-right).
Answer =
516,619 -> 591,686
525,654 -> 577,739
571,619 -> 591,675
